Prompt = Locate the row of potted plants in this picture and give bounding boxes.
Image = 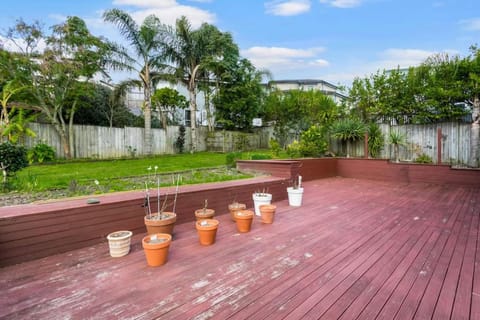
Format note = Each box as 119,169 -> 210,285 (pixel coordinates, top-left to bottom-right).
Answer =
107,175 -> 305,267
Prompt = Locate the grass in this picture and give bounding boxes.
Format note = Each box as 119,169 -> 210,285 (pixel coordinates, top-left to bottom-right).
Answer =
8,151 -> 284,196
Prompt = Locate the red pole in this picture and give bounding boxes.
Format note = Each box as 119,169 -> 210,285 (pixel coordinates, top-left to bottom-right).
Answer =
364,132 -> 369,159
437,127 -> 442,165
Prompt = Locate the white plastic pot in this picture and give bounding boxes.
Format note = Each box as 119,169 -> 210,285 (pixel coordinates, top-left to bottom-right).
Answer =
287,187 -> 304,206
252,193 -> 272,216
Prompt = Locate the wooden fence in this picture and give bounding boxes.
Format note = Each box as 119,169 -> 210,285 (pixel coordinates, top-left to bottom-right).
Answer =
23,123 -> 272,159
329,122 -> 472,165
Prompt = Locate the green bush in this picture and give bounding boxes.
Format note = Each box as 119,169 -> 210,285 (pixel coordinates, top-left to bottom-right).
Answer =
415,153 -> 433,164
27,143 -> 56,164
226,152 -> 242,168
367,123 -> 384,158
175,125 -> 186,153
0,142 -> 28,174
250,153 -> 273,160
269,138 -> 282,157
286,140 -> 302,158
299,125 -> 328,157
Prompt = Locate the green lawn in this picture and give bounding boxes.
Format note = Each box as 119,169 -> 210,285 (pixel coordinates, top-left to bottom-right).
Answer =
9,151 -> 278,195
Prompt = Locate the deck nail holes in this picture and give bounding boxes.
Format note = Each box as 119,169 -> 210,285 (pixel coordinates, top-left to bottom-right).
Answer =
419,270 -> 427,276
253,236 -> 262,241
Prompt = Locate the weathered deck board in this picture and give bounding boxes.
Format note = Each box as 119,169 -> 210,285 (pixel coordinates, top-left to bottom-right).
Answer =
0,177 -> 479,320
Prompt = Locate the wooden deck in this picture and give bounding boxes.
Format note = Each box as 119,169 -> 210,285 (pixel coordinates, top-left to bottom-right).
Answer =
1,177 -> 479,319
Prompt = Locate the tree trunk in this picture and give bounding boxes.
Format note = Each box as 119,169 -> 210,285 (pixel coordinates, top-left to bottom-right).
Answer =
144,86 -> 152,155
469,95 -> 480,167
189,86 -> 197,153
394,144 -> 400,162
68,104 -> 76,158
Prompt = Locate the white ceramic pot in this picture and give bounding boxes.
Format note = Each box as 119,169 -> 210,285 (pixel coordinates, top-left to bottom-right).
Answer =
252,193 -> 272,216
287,187 -> 304,206
107,230 -> 133,257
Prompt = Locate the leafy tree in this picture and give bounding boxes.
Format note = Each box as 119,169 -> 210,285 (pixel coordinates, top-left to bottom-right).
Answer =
151,87 -> 187,129
103,9 -> 167,154
3,17 -> 111,158
264,89 -> 339,147
162,16 -> 239,152
213,59 -> 267,131
73,83 -> 140,128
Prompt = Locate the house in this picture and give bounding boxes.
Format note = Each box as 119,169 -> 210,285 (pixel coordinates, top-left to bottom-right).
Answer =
268,79 -> 348,104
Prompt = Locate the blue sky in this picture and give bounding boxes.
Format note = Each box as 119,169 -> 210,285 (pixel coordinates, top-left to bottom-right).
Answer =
0,0 -> 479,88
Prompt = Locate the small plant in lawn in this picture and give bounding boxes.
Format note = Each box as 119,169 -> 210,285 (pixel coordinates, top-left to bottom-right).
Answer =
27,142 -> 56,164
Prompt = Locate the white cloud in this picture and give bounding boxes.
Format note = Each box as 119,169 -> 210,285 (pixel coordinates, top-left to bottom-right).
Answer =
265,0 -> 311,16
111,0 -> 215,27
242,46 -> 329,77
377,48 -> 456,69
459,18 -> 480,31
112,0 -> 178,7
319,0 -> 362,8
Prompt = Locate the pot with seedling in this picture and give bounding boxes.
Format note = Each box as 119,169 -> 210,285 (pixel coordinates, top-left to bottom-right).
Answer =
195,219 -> 219,245
195,199 -> 215,221
287,175 -> 304,207
228,200 -> 246,221
143,167 -> 181,236
252,188 -> 272,216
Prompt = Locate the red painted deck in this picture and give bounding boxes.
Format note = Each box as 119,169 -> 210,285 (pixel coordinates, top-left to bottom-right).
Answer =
1,177 -> 479,319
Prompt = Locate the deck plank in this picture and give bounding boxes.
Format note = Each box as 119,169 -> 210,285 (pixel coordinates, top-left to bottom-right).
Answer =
0,177 -> 479,320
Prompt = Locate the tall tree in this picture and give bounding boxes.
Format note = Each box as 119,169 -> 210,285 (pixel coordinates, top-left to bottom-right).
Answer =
264,89 -> 339,147
162,16 -> 239,152
213,58 -> 267,131
3,17 -> 109,158
103,9 -> 166,155
151,87 -> 187,129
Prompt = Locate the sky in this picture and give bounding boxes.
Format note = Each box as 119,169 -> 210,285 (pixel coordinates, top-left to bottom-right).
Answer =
0,0 -> 479,89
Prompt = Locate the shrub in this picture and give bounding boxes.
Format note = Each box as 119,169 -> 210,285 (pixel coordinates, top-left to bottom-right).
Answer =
226,152 -> 242,168
269,138 -> 281,157
415,153 -> 433,164
27,142 -> 56,164
299,125 -> 328,157
234,133 -> 250,151
250,153 -> 273,160
175,125 -> 186,153
0,142 -> 28,174
367,123 -> 384,158
286,140 -> 302,158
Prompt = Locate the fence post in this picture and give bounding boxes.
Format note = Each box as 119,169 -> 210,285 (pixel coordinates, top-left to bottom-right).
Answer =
364,132 -> 369,159
437,127 -> 442,165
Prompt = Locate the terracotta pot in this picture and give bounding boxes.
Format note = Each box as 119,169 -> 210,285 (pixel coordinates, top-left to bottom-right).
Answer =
107,230 -> 133,257
144,212 -> 176,235
195,208 -> 215,221
142,233 -> 172,267
235,210 -> 254,233
195,219 -> 219,246
259,204 -> 276,224
228,203 -> 246,221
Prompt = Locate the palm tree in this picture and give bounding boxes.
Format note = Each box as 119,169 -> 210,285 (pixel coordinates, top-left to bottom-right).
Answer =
388,130 -> 407,162
161,16 -> 238,152
103,9 -> 166,155
331,118 -> 366,157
